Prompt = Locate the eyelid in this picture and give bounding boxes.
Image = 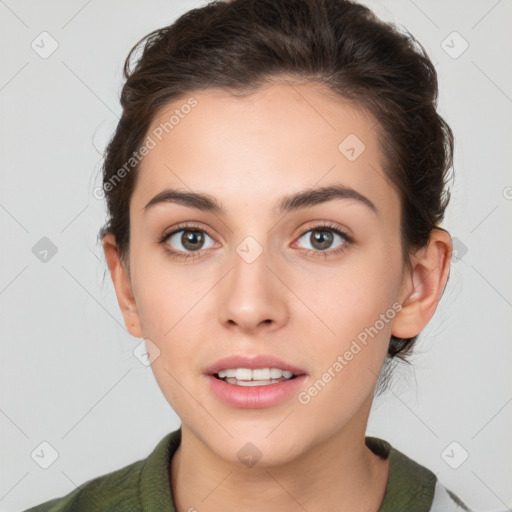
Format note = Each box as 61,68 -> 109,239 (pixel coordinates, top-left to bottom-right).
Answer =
159,220 -> 354,260
294,221 -> 354,244
161,222 -> 217,241
161,221 -> 352,242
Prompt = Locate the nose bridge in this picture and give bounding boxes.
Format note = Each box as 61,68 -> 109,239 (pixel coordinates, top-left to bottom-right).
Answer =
218,234 -> 288,331
231,236 -> 275,305
232,237 -> 270,291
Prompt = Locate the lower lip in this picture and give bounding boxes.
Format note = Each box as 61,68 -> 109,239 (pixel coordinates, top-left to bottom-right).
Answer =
206,374 -> 307,409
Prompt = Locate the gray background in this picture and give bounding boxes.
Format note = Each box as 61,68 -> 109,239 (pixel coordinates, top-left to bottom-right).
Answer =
0,1 -> 511,511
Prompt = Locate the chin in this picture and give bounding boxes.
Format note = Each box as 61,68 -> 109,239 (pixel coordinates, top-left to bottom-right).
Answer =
208,426 -> 309,468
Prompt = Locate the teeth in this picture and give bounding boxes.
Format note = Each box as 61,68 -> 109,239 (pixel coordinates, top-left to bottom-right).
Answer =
217,368 -> 295,380
227,378 -> 283,387
236,368 -> 252,380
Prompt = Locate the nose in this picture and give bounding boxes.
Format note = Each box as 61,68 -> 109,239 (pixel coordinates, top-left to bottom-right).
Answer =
218,246 -> 289,334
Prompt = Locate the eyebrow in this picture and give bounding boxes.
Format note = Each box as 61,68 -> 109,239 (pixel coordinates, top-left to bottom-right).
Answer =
143,184 -> 378,216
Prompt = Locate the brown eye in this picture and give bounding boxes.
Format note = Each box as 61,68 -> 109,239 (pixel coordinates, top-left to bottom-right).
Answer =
181,230 -> 204,251
296,227 -> 347,252
165,229 -> 215,253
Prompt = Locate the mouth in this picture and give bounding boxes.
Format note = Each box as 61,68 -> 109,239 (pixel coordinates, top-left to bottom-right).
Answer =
212,367 -> 299,387
204,354 -> 307,384
204,355 -> 307,408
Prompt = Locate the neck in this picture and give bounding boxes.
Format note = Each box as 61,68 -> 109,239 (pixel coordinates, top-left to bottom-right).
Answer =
170,398 -> 389,512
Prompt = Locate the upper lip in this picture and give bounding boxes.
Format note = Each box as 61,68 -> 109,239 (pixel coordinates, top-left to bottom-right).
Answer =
204,355 -> 307,376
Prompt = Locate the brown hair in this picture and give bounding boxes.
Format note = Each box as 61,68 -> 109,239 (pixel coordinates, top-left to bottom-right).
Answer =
97,0 -> 454,383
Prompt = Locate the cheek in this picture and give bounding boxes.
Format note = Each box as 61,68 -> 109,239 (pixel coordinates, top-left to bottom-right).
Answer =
293,270 -> 396,422
129,260 -> 217,412
291,247 -> 401,384
299,254 -> 399,338
130,245 -> 209,338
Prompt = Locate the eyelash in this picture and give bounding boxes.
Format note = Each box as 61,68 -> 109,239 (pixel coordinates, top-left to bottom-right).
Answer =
158,222 -> 354,262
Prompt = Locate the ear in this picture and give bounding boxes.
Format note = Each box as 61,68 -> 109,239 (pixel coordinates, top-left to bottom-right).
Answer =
392,229 -> 453,339
102,233 -> 143,338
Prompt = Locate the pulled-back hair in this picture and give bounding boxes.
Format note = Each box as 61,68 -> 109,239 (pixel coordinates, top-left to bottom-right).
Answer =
98,0 -> 454,383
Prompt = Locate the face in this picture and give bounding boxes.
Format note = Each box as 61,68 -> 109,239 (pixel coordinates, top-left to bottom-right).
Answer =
113,81 -> 413,465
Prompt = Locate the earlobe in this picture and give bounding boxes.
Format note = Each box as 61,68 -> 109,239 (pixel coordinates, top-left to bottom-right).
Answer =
391,229 -> 453,339
102,233 -> 143,338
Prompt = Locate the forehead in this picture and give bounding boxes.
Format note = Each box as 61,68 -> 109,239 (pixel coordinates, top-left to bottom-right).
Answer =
132,81 -> 398,219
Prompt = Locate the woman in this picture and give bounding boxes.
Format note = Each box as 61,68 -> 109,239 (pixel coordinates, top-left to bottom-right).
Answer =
26,0 -> 470,510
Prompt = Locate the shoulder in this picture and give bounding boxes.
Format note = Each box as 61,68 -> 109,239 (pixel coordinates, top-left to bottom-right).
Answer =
23,458 -> 146,512
23,429 -> 181,512
365,436 -> 471,512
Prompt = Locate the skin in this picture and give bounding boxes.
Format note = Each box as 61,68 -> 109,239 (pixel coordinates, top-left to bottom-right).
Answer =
103,80 -> 452,512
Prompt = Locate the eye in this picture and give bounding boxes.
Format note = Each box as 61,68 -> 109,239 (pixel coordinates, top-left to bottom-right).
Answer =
160,225 -> 216,255
294,223 -> 352,255
159,222 -> 352,262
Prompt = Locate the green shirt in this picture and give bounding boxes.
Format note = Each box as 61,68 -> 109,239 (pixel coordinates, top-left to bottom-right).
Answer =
24,428 -> 470,511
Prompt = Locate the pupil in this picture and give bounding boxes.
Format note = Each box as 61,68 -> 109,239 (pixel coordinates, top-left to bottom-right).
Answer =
311,230 -> 332,250
182,230 -> 204,251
